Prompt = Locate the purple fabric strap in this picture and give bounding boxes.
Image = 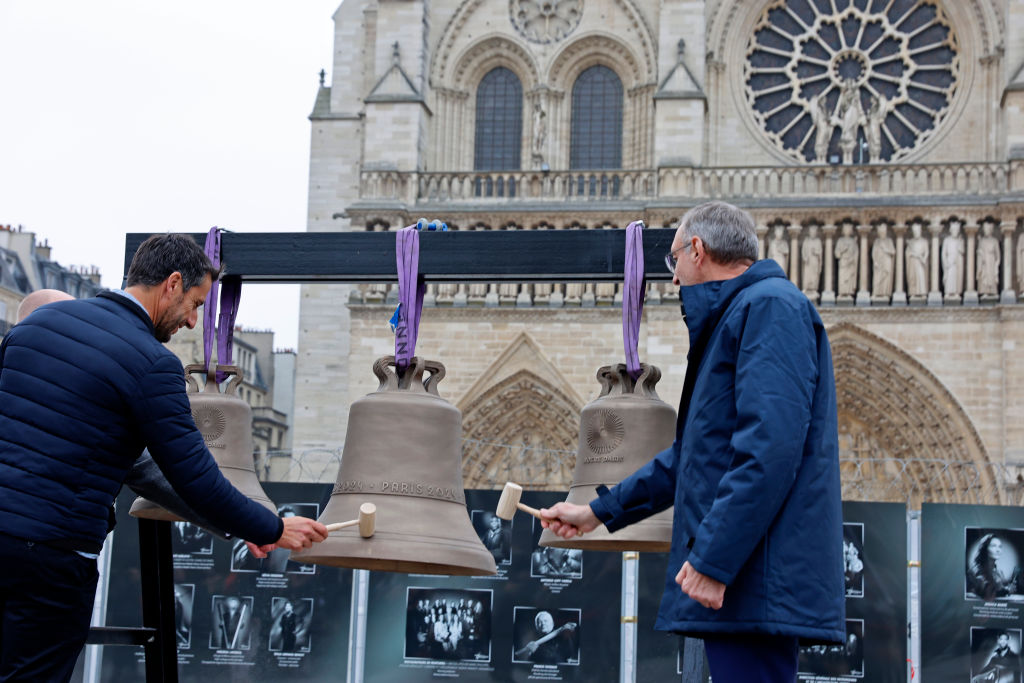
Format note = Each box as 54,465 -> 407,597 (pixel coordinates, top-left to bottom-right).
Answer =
395,225 -> 425,371
622,220 -> 646,380
202,228 -> 242,384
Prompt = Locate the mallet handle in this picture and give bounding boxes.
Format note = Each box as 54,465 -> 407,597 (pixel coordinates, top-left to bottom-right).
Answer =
517,502 -> 543,519
325,519 -> 358,532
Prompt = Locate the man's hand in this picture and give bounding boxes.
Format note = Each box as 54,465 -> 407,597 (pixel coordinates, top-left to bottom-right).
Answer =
539,502 -> 601,539
250,516 -> 328,555
676,561 -> 726,610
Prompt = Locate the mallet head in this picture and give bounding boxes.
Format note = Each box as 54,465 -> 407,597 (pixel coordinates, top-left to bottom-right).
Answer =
358,502 -> 376,538
496,482 -> 523,520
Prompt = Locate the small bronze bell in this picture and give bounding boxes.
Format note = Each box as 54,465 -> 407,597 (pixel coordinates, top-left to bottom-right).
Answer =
129,364 -> 277,521
291,356 -> 497,576
539,363 -> 675,552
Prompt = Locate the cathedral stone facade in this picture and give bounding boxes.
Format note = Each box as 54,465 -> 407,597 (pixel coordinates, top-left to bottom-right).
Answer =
292,0 -> 1024,496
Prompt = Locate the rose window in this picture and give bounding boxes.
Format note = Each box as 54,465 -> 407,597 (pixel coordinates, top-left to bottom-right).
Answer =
509,0 -> 583,44
744,0 -> 959,163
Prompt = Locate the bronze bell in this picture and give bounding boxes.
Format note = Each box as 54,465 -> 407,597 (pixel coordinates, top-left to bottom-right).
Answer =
539,363 -> 676,552
291,356 -> 497,576
129,364 -> 277,521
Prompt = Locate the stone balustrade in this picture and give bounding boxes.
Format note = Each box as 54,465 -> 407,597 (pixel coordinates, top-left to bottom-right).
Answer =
358,160 -> 1024,203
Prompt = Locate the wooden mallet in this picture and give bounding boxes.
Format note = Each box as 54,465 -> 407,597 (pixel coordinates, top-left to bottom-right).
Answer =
496,482 -> 542,521
325,502 -> 376,538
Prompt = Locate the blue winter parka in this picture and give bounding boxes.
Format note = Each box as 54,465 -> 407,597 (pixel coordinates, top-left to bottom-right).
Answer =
0,292 -> 283,551
590,259 -> 845,643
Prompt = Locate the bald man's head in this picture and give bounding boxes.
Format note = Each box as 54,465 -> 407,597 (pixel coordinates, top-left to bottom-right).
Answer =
16,289 -> 74,323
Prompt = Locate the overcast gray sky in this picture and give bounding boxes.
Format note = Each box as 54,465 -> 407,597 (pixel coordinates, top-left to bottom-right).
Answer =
0,0 -> 343,349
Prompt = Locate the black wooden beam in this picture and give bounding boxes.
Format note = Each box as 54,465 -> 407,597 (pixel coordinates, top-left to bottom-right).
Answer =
123,229 -> 677,283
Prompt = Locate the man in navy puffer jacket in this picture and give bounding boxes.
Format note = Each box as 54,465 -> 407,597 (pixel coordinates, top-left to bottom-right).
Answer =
542,202 -> 844,682
0,233 -> 327,682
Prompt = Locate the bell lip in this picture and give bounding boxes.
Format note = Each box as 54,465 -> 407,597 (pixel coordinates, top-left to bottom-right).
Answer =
128,497 -> 187,523
288,555 -> 498,576
538,536 -> 672,553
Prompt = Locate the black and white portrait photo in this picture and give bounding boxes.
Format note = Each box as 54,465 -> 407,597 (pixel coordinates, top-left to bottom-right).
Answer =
843,522 -> 864,598
966,528 -> 1024,601
971,627 -> 1022,683
170,521 -> 212,556
173,584 -> 194,649
404,587 -> 492,662
231,502 -> 319,574
530,545 -> 583,579
798,619 -> 864,679
472,509 -> 512,565
209,595 -> 253,650
512,607 -> 580,665
269,597 -> 313,653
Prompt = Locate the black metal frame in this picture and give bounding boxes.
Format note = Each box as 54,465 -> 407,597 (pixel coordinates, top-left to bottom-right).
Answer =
118,227 -> 679,682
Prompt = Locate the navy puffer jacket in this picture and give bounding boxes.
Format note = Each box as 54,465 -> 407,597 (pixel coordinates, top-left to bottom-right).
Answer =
0,292 -> 282,551
590,259 -> 845,643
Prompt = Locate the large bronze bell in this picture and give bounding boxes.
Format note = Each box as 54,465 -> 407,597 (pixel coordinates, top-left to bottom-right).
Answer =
291,356 -> 497,576
539,363 -> 675,552
129,364 -> 277,521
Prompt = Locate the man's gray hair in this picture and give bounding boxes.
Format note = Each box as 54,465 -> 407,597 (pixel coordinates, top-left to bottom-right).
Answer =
680,201 -> 758,264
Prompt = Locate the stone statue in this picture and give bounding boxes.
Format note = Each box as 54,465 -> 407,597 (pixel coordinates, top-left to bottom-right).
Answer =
811,93 -> 834,162
834,222 -> 858,297
976,220 -> 1001,296
941,220 -> 965,297
865,95 -> 885,162
833,79 -> 865,165
767,225 -> 789,276
871,223 -> 896,298
801,224 -> 823,293
905,221 -> 929,298
532,102 -> 547,158
1017,231 -> 1024,294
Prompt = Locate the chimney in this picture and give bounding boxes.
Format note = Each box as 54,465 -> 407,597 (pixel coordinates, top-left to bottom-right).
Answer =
35,238 -> 51,261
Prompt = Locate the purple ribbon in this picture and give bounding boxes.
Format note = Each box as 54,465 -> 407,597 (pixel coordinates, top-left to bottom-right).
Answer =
622,221 -> 646,380
202,228 -> 241,384
395,225 -> 425,372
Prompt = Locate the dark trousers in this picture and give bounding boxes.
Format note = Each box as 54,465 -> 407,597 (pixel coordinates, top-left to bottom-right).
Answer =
703,633 -> 800,683
0,534 -> 98,682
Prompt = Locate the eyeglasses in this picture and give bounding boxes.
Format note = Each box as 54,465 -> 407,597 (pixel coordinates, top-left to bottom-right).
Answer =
664,242 -> 693,274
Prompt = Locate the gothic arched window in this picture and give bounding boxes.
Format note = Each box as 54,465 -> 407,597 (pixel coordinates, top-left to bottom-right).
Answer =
474,67 -> 523,171
570,65 -> 623,169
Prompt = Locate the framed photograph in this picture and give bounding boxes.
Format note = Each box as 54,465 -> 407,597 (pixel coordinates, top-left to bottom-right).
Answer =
511,606 -> 581,666
268,597 -> 314,653
971,627 -> 1022,683
172,584 -> 194,649
404,587 -> 493,662
170,521 -> 213,556
965,528 -> 1024,601
844,522 -> 865,598
208,595 -> 254,650
472,509 -> 512,566
798,618 -> 864,678
530,518 -> 582,579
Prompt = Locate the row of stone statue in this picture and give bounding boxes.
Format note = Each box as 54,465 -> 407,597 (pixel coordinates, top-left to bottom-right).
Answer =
764,218 -> 1024,305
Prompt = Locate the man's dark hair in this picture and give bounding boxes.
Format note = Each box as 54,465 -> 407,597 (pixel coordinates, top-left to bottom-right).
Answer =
125,234 -> 221,290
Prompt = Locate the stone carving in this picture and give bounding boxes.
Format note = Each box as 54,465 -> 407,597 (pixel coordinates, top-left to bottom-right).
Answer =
801,225 -> 823,293
1017,232 -> 1024,294
835,222 -> 859,298
767,225 -> 789,276
744,1 -> 960,163
509,0 -> 583,44
871,223 -> 896,298
942,220 -> 965,297
906,222 -> 929,298
976,220 -> 1000,296
532,102 -> 547,158
811,94 -> 834,162
835,79 -> 865,165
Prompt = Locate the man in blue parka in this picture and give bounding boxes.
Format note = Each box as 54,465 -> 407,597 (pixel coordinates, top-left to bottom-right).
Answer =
542,201 -> 844,682
0,233 -> 327,682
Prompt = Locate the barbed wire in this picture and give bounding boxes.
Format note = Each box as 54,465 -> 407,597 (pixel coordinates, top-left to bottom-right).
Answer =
261,441 -> 1024,509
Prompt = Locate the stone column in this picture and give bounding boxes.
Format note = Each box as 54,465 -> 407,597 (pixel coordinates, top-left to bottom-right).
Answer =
963,222 -> 979,305
856,224 -> 871,306
1001,220 -> 1018,303
787,225 -> 801,287
756,224 -> 768,260
821,224 -> 837,306
927,223 -> 943,306
892,223 -> 908,306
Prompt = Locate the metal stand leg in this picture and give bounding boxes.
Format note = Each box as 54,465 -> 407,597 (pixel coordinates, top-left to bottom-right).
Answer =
681,637 -> 704,682
138,519 -> 178,682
